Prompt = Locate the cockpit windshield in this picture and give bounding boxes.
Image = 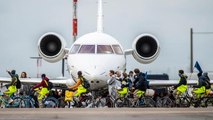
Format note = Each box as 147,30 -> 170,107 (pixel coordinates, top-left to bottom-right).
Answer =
70,44 -> 80,54
78,45 -> 95,53
97,45 -> 114,54
112,45 -> 123,54
70,44 -> 123,55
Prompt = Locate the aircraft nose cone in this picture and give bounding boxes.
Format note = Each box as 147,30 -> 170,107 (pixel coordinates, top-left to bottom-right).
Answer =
85,66 -> 105,79
89,79 -> 107,90
83,68 -> 108,90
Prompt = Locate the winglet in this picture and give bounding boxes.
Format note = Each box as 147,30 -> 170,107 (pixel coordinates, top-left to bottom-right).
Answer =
97,0 -> 103,33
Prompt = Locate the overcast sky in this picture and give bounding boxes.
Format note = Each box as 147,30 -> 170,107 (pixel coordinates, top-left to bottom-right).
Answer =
0,0 -> 213,79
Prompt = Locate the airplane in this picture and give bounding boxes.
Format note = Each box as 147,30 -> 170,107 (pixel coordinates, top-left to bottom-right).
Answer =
0,0 -> 212,91
35,0 -> 160,90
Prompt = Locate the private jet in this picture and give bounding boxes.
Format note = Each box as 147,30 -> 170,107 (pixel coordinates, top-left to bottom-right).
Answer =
36,0 -> 159,90
1,0 -> 210,90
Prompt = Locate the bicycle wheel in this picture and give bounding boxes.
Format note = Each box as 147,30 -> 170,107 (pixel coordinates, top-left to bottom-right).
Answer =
155,97 -> 163,107
106,96 -> 114,108
162,96 -> 174,107
178,97 -> 190,107
0,99 -> 6,108
114,97 -> 130,108
11,97 -> 26,108
23,96 -> 37,108
91,97 -> 105,108
205,97 -> 213,107
43,97 -> 59,108
143,97 -> 156,107
80,96 -> 93,108
58,97 -> 66,108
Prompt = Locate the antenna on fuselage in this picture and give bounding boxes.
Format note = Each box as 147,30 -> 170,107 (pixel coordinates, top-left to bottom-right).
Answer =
97,0 -> 103,33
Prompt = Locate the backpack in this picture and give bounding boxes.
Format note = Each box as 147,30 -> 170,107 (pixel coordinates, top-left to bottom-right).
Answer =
204,80 -> 211,89
44,80 -> 53,90
15,75 -> 21,89
16,78 -> 21,89
81,78 -> 90,89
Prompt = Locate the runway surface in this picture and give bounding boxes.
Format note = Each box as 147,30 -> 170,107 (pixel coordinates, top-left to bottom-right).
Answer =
0,108 -> 213,120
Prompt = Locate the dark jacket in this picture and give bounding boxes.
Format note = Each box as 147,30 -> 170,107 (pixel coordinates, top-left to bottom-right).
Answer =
194,75 -> 206,88
203,73 -> 211,89
133,72 -> 147,91
174,75 -> 187,89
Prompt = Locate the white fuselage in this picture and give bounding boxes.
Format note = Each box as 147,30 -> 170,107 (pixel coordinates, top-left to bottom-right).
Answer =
67,32 -> 126,90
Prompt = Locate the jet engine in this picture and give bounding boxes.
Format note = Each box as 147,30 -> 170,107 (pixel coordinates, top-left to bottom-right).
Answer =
38,32 -> 67,63
132,33 -> 160,64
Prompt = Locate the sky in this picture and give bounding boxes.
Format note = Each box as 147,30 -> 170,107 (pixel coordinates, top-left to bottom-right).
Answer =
0,0 -> 213,79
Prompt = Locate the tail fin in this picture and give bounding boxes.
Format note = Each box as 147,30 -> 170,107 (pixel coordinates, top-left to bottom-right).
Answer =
97,0 -> 103,33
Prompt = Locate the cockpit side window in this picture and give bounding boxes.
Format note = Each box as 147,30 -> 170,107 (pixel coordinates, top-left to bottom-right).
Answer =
70,44 -> 80,54
112,45 -> 123,55
78,45 -> 95,53
97,45 -> 114,54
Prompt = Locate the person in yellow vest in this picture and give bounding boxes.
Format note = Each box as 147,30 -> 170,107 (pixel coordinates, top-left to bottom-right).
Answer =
67,71 -> 87,106
192,72 -> 208,99
173,70 -> 188,97
4,70 -> 18,96
32,74 -> 49,107
117,72 -> 129,97
132,68 -> 147,99
191,72 -> 209,107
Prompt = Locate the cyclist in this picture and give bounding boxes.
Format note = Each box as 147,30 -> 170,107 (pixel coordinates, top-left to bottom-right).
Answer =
192,72 -> 206,99
68,71 -> 88,104
173,70 -> 188,97
132,68 -> 147,99
4,70 -> 20,104
117,72 -> 129,97
32,74 -> 50,108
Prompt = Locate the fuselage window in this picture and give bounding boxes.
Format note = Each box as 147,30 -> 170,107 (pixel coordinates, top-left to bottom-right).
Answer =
97,45 -> 114,54
112,45 -> 123,55
70,44 -> 80,54
78,45 -> 95,53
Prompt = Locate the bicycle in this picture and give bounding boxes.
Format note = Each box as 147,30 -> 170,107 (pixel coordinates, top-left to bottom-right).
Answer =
156,95 -> 174,108
190,88 -> 211,108
204,92 -> 213,107
86,89 -> 113,108
23,89 -> 59,108
130,89 -> 156,108
62,87 -> 93,108
167,86 -> 190,107
114,94 -> 131,108
0,92 -> 25,108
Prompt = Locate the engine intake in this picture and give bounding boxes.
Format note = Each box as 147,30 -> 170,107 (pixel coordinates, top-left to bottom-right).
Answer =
38,32 -> 66,63
132,33 -> 160,64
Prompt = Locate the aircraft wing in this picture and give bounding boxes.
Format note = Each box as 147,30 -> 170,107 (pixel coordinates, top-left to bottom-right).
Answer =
0,77 -> 69,86
149,79 -> 213,87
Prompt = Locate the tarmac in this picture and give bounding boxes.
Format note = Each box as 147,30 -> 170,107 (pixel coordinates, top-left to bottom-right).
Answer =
0,108 -> 213,120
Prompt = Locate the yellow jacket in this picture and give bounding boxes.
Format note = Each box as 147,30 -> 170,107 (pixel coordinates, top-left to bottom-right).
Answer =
68,78 -> 82,90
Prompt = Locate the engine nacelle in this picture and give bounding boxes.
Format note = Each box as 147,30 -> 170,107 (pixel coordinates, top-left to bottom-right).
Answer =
132,33 -> 160,64
38,32 -> 66,63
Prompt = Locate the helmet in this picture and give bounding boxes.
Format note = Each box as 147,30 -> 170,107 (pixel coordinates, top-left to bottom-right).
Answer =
178,70 -> 184,75
77,71 -> 82,76
41,74 -> 46,78
203,72 -> 208,77
197,72 -> 202,77
11,70 -> 16,75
